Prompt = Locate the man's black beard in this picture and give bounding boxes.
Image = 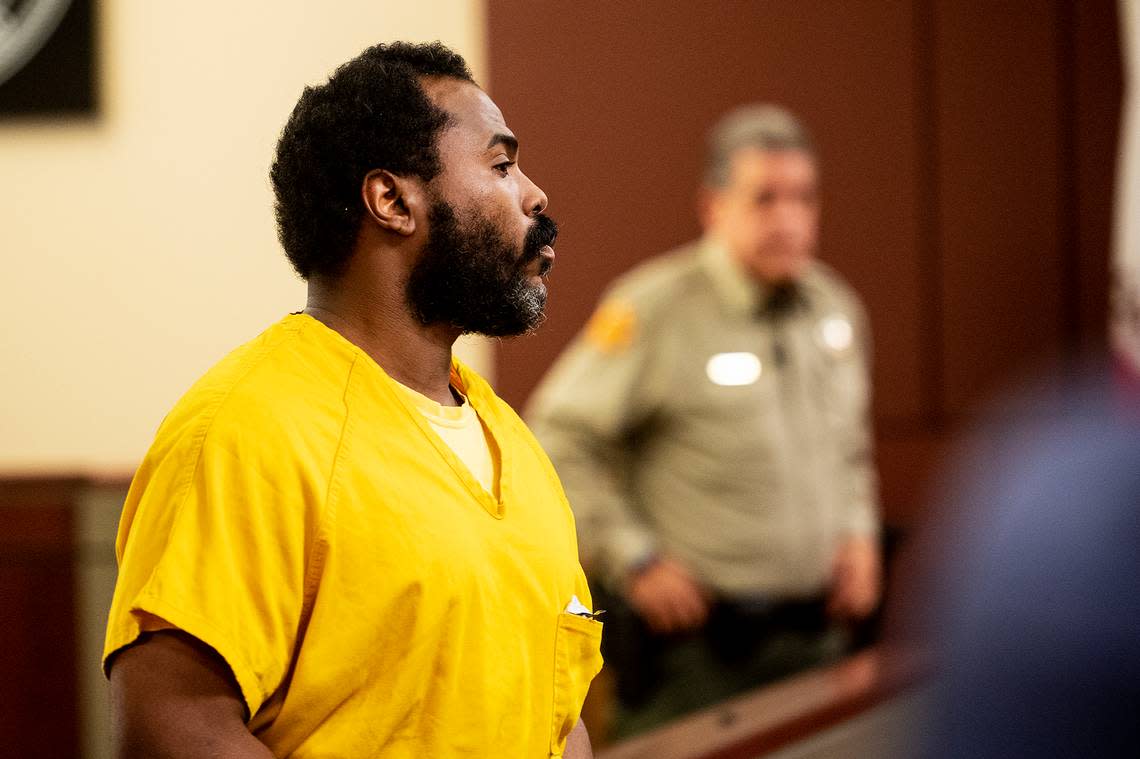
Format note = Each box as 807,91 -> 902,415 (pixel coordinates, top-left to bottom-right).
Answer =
406,197 -> 558,337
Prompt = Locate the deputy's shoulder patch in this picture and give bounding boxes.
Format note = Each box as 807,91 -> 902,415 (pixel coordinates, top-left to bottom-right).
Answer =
584,299 -> 638,354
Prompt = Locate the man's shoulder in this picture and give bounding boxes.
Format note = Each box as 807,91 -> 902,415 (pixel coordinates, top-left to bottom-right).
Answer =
156,316 -> 357,453
804,261 -> 867,317
604,242 -> 707,317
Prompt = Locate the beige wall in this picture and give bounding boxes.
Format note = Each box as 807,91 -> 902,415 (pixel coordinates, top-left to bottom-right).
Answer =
0,0 -> 489,472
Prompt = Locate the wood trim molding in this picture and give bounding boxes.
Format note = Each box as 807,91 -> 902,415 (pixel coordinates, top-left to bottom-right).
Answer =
597,647 -> 922,759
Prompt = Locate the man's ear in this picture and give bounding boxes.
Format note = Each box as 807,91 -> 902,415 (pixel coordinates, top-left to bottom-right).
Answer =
362,169 -> 421,236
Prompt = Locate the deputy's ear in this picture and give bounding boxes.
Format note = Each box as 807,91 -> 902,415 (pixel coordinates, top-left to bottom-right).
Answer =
361,169 -> 420,236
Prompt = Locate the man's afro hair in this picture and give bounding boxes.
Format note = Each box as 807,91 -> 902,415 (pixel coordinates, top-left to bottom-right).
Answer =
270,41 -> 474,280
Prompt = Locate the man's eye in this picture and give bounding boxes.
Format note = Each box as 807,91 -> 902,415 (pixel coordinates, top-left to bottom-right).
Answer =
494,161 -> 516,176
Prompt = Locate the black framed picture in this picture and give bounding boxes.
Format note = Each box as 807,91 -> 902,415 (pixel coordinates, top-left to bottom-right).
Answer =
0,0 -> 97,117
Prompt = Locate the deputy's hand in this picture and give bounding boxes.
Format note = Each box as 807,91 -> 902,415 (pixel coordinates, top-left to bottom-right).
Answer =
626,556 -> 709,634
827,535 -> 881,620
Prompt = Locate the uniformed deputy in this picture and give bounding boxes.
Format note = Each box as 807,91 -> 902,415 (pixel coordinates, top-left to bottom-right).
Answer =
526,104 -> 882,737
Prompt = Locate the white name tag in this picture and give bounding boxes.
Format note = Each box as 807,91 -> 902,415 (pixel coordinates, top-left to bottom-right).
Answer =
706,352 -> 762,386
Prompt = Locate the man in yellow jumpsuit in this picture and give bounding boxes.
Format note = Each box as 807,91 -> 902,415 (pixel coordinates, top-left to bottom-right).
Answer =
528,105 -> 880,736
104,42 -> 601,758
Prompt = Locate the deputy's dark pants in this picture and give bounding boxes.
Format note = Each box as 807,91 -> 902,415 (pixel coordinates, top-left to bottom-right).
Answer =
600,593 -> 847,739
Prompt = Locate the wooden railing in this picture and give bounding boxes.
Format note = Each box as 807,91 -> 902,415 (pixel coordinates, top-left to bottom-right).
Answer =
598,647 -> 921,759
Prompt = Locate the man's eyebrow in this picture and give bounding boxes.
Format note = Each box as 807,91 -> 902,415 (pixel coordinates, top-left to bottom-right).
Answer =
486,133 -> 519,154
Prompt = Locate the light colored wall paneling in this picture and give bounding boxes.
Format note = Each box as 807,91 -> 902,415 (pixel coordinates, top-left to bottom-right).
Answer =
1,0 -> 490,471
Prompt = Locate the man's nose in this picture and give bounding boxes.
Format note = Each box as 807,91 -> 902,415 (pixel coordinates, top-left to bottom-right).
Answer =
773,198 -> 810,227
522,171 -> 548,216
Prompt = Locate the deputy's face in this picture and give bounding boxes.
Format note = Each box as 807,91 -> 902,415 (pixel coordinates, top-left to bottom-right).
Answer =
705,147 -> 819,284
405,78 -> 557,336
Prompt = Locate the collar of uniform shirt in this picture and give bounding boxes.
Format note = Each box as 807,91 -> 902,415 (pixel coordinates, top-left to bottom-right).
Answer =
698,236 -> 807,320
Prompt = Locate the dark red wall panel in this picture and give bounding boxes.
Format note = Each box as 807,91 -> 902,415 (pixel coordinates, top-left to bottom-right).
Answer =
487,1 -> 926,424
487,0 -> 1121,526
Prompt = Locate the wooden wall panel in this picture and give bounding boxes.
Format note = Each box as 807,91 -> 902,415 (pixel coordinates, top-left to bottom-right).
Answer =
1075,0 -> 1124,350
488,1 -> 1121,528
0,489 -> 79,759
487,0 -> 926,423
934,1 -> 1067,416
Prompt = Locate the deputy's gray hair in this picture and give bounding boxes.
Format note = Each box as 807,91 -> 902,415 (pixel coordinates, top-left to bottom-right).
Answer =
704,104 -> 815,187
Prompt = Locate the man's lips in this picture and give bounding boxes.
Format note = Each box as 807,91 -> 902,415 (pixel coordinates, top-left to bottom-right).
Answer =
531,245 -> 555,277
541,245 -> 556,274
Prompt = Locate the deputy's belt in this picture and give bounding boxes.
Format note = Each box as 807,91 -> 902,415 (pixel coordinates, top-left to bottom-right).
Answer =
712,596 -> 829,631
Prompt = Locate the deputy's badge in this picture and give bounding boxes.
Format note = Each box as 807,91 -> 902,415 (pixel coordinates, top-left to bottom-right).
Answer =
816,315 -> 854,355
585,300 -> 637,353
706,352 -> 762,386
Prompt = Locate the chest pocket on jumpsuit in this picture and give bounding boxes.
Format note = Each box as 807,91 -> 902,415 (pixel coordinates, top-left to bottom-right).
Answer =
549,612 -> 603,757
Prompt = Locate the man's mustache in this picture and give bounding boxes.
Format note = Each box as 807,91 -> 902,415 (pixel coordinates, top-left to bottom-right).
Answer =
524,214 -> 559,259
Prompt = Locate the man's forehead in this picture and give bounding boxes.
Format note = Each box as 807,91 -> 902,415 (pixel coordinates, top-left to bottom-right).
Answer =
729,147 -> 817,181
424,77 -> 512,146
731,145 -> 814,165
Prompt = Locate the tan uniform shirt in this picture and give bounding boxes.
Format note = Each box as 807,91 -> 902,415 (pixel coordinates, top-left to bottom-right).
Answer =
527,239 -> 880,599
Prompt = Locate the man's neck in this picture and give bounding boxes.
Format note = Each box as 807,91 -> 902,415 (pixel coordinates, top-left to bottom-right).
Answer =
303,286 -> 462,407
